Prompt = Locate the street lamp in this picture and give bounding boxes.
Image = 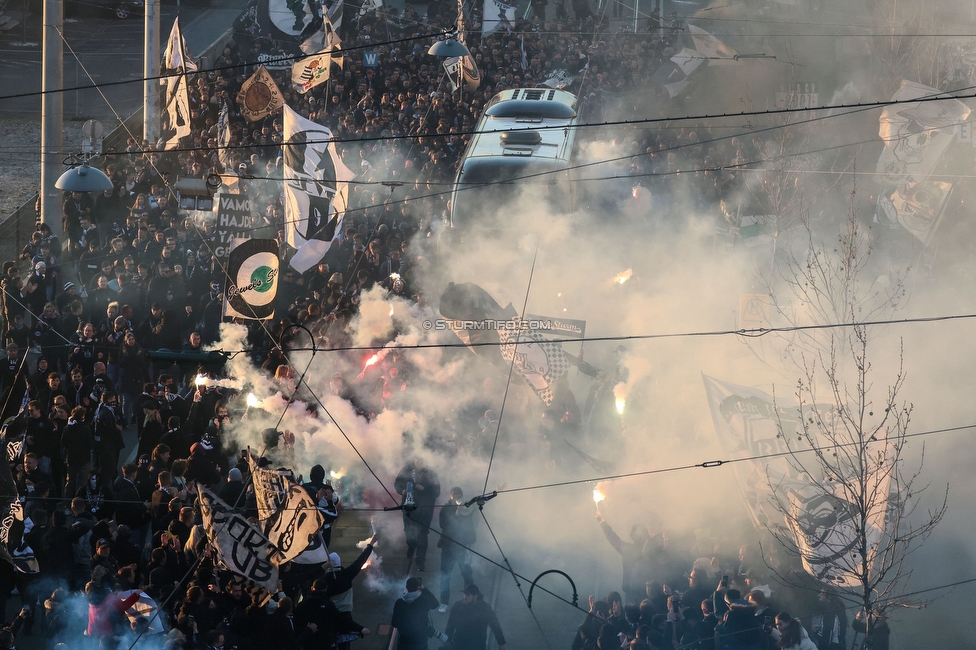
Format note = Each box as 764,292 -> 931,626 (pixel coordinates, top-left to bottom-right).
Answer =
427,38 -> 471,58
54,161 -> 114,193
428,37 -> 471,102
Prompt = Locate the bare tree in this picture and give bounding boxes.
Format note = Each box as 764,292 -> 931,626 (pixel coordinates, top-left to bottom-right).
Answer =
759,198 -> 947,645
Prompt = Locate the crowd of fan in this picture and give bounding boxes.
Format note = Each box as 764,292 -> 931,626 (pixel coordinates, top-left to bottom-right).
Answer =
0,1 -> 838,649
575,514 -> 890,650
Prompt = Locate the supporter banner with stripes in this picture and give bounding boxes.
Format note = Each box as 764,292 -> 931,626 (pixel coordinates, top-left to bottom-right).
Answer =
223,238 -> 279,320
292,15 -> 343,94
198,485 -> 278,590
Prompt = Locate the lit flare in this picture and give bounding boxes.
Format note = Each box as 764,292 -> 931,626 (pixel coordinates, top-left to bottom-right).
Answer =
613,269 -> 634,285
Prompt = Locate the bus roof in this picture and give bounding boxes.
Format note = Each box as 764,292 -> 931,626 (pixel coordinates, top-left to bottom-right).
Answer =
462,88 -> 578,165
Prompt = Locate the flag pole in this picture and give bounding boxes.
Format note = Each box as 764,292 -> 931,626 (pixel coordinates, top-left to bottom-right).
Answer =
144,0 -> 160,143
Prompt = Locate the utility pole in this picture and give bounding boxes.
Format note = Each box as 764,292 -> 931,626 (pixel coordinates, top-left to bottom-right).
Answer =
144,0 -> 160,144
40,0 -> 63,242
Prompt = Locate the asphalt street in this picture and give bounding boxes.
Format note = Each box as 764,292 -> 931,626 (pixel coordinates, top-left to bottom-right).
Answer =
0,0 -> 243,125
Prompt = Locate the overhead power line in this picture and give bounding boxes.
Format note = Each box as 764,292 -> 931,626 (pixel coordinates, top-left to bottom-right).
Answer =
227,311 -> 976,354
0,28 -> 453,102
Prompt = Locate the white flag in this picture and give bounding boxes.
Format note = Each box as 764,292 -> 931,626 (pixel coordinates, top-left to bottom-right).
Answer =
198,485 -> 278,590
482,0 -> 516,35
248,457 -> 324,565
443,57 -> 461,93
161,17 -> 197,99
688,24 -> 737,64
875,80 -> 970,186
359,0 -> 382,15
292,16 -> 343,94
217,102 -> 232,170
162,74 -> 191,150
282,105 -> 355,274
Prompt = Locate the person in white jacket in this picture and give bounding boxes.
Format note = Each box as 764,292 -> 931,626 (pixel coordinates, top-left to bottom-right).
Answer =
774,612 -> 818,650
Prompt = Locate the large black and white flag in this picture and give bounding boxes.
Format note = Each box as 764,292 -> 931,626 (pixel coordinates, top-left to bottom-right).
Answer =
702,375 -> 890,587
876,80 -> 970,187
223,239 -> 279,320
260,0 -> 319,40
292,530 -> 331,564
540,57 -> 587,89
248,455 -> 324,565
649,47 -> 706,98
198,485 -> 278,590
162,17 -> 197,96
282,105 -> 355,274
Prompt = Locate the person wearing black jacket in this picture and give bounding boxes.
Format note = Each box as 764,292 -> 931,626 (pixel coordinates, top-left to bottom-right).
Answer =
92,391 -> 125,482
185,443 -> 221,487
323,533 -> 377,620
61,406 -> 93,500
445,584 -> 506,650
113,464 -> 150,544
393,458 -> 440,572
391,577 -> 439,650
24,400 -> 59,476
295,578 -> 370,650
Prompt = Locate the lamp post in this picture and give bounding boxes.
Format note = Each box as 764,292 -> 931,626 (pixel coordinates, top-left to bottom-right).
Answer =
40,0 -> 63,242
144,0 -> 160,144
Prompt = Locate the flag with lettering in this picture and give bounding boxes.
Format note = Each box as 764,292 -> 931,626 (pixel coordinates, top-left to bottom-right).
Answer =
223,239 -> 279,320
237,66 -> 283,122
198,485 -> 278,590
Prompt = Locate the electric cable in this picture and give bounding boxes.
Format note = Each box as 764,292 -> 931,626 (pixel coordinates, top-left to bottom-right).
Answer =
39,81 -> 976,157
482,241 -> 538,496
0,28 -> 454,101
216,311 -> 976,354
24,420 -> 972,511
479,508 -> 555,650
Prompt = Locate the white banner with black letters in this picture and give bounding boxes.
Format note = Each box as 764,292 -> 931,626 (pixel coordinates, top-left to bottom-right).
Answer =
198,485 -> 278,590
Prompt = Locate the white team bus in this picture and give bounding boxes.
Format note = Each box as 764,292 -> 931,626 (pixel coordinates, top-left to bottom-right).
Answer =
449,88 -> 579,228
